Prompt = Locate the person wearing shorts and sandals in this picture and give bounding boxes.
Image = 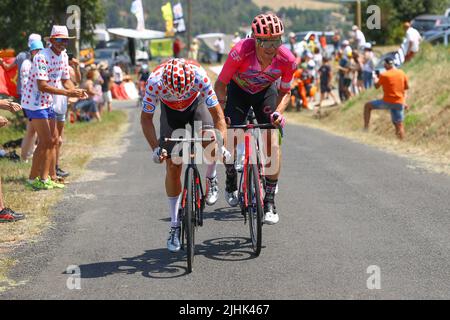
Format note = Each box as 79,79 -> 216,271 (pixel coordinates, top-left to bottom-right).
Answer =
364,57 -> 409,139
141,58 -> 227,253
214,13 -> 295,225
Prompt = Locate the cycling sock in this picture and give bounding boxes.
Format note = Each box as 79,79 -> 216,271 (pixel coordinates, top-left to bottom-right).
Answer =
225,163 -> 236,176
264,178 -> 278,204
168,194 -> 181,228
206,162 -> 217,180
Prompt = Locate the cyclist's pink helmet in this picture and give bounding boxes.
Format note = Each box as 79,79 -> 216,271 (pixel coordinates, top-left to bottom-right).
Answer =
252,13 -> 284,38
162,58 -> 195,98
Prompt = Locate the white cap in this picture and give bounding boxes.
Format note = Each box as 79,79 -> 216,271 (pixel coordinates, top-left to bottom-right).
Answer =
307,60 -> 316,69
306,52 -> 314,59
364,43 -> 372,49
289,32 -> 296,38
28,34 -> 42,48
352,25 -> 358,31
342,40 -> 350,46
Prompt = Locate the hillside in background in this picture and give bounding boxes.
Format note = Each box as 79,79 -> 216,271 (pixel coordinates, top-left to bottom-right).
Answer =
103,0 -> 260,34
288,44 -> 450,174
253,0 -> 340,11
103,0 -> 349,35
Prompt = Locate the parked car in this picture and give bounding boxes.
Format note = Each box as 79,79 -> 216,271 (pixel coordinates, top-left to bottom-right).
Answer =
423,23 -> 450,40
411,15 -> 450,35
424,29 -> 450,46
94,48 -> 132,72
105,39 -> 128,52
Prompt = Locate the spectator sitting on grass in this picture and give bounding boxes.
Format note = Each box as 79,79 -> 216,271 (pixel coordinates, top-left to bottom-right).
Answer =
0,99 -> 25,223
364,57 -> 409,140
74,69 -> 101,122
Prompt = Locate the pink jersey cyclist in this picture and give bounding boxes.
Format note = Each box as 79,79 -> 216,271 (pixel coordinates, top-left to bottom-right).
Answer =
218,38 -> 296,95
214,13 -> 295,226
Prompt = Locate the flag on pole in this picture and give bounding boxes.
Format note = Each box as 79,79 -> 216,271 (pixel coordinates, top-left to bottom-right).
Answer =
173,3 -> 186,33
161,2 -> 175,36
173,3 -> 183,20
131,0 -> 146,31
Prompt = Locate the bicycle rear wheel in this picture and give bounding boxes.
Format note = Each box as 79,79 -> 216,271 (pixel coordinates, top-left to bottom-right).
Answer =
247,164 -> 263,256
184,169 -> 196,273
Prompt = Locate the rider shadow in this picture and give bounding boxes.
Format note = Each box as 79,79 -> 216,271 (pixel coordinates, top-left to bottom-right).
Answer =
203,207 -> 244,222
159,207 -> 244,223
69,237 -> 256,280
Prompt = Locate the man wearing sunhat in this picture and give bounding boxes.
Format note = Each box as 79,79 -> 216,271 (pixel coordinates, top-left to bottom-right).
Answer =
22,25 -> 86,191
364,57 -> 409,140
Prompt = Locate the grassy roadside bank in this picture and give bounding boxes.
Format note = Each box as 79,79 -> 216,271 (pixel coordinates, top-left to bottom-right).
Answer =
0,109 -> 128,289
287,44 -> 450,175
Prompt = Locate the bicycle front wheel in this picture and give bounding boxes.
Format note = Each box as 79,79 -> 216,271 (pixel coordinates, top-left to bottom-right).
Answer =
184,169 -> 196,273
247,164 -> 263,256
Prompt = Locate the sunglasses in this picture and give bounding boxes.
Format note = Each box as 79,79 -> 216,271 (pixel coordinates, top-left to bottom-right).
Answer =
256,38 -> 282,49
54,38 -> 69,43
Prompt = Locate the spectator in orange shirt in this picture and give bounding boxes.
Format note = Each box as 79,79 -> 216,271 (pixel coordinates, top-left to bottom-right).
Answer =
364,57 -> 409,139
291,63 -> 314,111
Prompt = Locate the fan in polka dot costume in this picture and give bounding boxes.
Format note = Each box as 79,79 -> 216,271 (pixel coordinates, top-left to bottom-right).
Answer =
142,59 -> 219,114
21,48 -> 70,111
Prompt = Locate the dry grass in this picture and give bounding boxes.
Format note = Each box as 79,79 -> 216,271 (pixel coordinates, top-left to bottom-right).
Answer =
0,109 -> 128,288
253,0 -> 341,11
287,44 -> 450,175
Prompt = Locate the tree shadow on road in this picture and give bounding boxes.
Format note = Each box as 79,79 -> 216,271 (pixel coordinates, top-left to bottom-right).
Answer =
70,236 -> 256,280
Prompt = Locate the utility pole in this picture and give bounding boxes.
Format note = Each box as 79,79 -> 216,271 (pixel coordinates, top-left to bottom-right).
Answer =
187,0 -> 192,53
356,0 -> 362,29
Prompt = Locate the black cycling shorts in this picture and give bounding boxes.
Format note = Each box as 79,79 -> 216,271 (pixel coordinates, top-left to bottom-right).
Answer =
160,98 -> 214,154
224,80 -> 278,125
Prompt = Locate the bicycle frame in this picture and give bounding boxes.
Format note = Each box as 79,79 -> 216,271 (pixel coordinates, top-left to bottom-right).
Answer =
164,130 -> 213,272
228,107 -> 278,218
165,132 -> 211,227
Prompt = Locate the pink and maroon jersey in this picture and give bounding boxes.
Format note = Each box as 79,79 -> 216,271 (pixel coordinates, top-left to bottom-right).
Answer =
218,38 -> 296,94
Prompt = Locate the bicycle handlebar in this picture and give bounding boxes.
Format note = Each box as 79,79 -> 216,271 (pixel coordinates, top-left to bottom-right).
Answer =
164,137 -> 215,143
228,123 -> 284,138
227,123 -> 277,130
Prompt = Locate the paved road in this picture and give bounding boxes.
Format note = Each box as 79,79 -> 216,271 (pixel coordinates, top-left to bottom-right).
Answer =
2,100 -> 450,299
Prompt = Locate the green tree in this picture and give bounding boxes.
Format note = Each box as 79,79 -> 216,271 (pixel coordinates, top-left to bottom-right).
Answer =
357,0 -> 450,45
0,0 -> 104,52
